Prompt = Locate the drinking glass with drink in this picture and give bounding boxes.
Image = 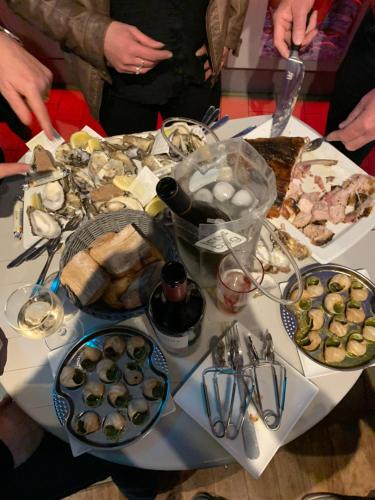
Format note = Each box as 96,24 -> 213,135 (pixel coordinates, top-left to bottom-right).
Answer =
217,252 -> 264,314
5,283 -> 83,349
5,284 -> 64,340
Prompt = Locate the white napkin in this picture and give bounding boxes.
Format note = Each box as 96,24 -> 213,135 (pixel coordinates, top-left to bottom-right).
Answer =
48,343 -> 176,457
280,268 -> 373,378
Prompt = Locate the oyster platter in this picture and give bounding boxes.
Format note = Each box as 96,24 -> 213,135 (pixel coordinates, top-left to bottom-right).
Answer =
53,326 -> 169,449
281,264 -> 375,369
22,123 -> 206,248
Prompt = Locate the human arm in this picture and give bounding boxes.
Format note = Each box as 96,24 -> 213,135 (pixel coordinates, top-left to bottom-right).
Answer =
326,89 -> 375,151
0,163 -> 29,179
272,0 -> 318,58
6,1 -> 172,76
5,0 -> 112,72
0,398 -> 43,468
0,32 -> 53,139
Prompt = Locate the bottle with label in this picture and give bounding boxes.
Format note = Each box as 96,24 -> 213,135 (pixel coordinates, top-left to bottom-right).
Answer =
148,261 -> 205,356
156,177 -> 230,227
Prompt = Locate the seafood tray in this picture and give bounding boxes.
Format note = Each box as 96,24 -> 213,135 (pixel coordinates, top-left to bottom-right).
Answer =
245,117 -> 375,264
22,123 -> 206,248
281,263 -> 375,370
53,325 -> 169,450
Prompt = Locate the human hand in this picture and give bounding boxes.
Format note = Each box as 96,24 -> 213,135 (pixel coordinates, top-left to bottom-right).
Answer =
0,33 -> 54,140
273,0 -> 318,58
195,44 -> 213,80
0,163 -> 30,179
326,89 -> 375,151
104,21 -> 173,75
0,400 -> 44,468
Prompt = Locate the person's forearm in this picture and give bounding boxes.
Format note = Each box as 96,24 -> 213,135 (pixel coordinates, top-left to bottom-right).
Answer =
5,0 -> 111,71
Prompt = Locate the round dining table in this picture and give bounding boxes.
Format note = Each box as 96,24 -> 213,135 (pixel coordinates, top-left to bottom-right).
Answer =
0,115 -> 373,471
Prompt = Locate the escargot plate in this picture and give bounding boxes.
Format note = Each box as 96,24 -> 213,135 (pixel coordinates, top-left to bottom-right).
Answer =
53,326 -> 169,449
280,263 -> 375,370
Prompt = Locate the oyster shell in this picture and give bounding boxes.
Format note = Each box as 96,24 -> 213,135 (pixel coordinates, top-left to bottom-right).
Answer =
72,169 -> 95,193
41,181 -> 65,212
28,208 -> 61,239
122,134 -> 154,153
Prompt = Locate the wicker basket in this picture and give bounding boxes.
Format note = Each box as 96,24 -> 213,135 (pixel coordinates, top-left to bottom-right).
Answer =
60,210 -> 178,320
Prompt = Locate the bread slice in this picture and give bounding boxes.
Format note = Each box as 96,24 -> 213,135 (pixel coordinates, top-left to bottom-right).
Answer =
102,273 -> 136,309
90,232 -> 116,249
61,250 -> 110,306
89,224 -> 162,278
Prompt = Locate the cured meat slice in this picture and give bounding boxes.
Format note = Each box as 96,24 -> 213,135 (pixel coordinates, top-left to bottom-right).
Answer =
303,224 -> 334,246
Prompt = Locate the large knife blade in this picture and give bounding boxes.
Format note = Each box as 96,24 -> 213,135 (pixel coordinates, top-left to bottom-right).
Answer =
271,43 -> 304,137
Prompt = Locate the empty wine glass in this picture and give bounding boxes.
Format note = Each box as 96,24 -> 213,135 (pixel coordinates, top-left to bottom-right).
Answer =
217,252 -> 264,314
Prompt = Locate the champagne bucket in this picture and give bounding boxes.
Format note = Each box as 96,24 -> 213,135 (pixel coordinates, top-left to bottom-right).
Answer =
172,139 -> 277,286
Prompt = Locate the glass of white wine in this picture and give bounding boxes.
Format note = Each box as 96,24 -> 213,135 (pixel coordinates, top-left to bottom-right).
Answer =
5,284 -> 64,341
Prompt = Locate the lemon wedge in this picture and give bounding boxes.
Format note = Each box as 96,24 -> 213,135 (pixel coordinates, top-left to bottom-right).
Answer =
87,138 -> 102,153
145,196 -> 166,216
70,131 -> 91,149
113,174 -> 136,191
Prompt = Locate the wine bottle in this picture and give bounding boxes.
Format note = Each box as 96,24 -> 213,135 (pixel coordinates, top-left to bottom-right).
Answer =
156,177 -> 230,226
148,261 -> 205,356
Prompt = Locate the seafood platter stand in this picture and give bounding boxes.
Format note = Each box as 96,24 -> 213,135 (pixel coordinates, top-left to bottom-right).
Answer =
0,114 -> 374,477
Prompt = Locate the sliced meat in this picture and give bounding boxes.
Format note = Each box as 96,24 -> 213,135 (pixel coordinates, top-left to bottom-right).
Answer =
323,186 -> 350,224
314,175 -> 325,192
285,178 -> 303,202
344,197 -> 374,223
298,192 -> 321,214
342,173 -> 375,195
292,211 -> 312,228
303,223 -> 334,246
311,200 -> 330,222
280,198 -> 298,219
292,162 -> 311,180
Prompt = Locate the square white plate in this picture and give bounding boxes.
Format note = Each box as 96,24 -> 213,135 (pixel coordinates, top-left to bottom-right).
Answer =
174,322 -> 318,478
244,117 -> 375,264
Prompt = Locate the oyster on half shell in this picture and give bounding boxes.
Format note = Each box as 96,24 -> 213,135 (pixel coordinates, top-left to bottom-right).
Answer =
28,208 -> 61,239
41,181 -> 65,212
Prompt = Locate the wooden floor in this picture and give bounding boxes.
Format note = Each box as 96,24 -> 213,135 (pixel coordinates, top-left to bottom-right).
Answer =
65,368 -> 375,500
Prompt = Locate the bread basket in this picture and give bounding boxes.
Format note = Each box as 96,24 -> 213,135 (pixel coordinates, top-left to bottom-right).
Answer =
59,210 -> 178,320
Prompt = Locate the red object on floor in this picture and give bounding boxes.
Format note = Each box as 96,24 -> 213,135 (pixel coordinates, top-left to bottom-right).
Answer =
0,90 -> 374,173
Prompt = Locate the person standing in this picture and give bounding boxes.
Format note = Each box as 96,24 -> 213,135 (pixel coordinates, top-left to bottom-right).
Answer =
6,0 -> 249,135
272,0 -> 375,166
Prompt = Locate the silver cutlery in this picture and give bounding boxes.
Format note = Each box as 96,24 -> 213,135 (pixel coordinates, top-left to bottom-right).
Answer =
210,115 -> 230,130
7,216 -> 80,269
202,105 -> 220,126
230,324 -> 260,459
35,237 -> 62,287
231,125 -> 257,138
304,136 -> 327,152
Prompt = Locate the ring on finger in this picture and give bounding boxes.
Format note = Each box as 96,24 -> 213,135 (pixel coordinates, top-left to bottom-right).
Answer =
135,65 -> 142,75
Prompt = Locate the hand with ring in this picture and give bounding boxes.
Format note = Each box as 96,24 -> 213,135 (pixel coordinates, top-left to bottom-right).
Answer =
104,21 -> 173,75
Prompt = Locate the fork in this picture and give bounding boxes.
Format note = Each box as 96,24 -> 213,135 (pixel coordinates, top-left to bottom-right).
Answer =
231,324 -> 260,459
34,237 -> 62,287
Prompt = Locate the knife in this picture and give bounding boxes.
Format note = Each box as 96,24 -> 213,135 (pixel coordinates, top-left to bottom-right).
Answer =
271,11 -> 313,137
271,42 -> 304,137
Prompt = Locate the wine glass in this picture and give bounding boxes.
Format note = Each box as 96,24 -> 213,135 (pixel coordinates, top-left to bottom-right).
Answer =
217,253 -> 264,314
5,283 -> 83,350
5,284 -> 64,340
